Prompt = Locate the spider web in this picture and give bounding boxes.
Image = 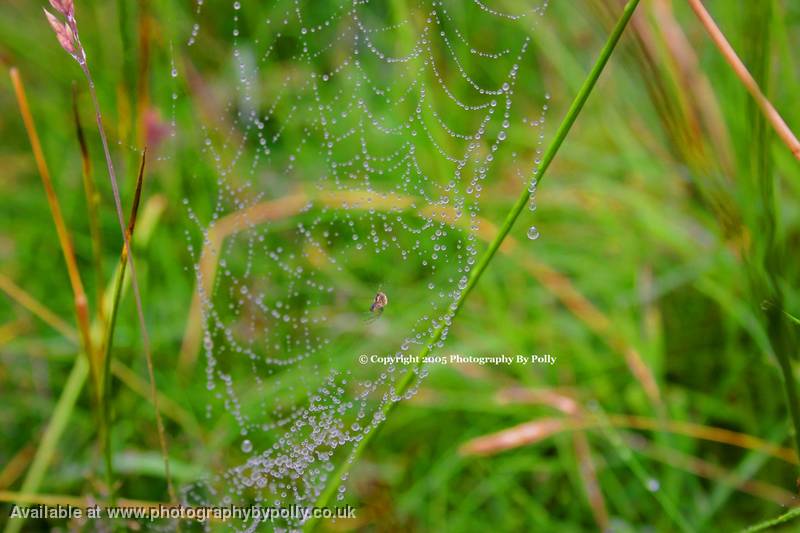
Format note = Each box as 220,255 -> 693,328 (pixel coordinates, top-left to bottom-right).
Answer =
171,0 -> 549,529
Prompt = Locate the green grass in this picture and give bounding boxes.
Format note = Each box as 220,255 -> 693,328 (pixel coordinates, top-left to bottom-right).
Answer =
1,0 -> 800,532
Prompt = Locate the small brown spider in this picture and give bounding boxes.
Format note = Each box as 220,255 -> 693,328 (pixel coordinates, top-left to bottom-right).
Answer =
370,291 -> 388,314
365,291 -> 388,323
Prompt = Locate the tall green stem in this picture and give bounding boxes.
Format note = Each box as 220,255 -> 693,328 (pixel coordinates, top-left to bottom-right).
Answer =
99,150 -> 147,508
305,0 -> 642,529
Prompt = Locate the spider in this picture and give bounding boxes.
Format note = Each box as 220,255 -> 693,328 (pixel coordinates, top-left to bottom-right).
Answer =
366,291 -> 388,323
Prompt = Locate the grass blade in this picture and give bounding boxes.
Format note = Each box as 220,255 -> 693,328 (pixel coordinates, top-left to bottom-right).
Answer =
72,84 -> 105,322
9,67 -> 97,400
99,149 -> 148,505
0,274 -> 77,342
740,507 -> 800,533
2,356 -> 89,533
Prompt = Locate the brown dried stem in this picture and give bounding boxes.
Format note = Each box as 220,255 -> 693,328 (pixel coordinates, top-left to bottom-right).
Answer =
9,68 -> 97,397
460,413 -> 798,465
686,0 -> 800,160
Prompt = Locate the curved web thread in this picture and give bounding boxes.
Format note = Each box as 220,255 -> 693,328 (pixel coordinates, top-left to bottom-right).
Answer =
176,0 -> 550,528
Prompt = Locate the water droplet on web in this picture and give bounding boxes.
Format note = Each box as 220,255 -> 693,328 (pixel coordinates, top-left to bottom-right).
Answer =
527,226 -> 540,240
646,478 -> 660,492
241,439 -> 252,453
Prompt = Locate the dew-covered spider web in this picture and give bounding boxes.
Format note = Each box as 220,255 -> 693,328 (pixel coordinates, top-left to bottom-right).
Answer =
171,0 -> 550,529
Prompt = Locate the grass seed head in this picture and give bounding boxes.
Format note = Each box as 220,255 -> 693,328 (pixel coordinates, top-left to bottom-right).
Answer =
49,0 -> 74,18
43,8 -> 77,57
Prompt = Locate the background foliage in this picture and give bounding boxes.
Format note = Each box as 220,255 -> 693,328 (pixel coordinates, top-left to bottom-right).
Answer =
1,0 -> 800,531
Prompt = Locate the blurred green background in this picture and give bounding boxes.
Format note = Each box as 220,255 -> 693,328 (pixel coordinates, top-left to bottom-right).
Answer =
1,0 -> 800,531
